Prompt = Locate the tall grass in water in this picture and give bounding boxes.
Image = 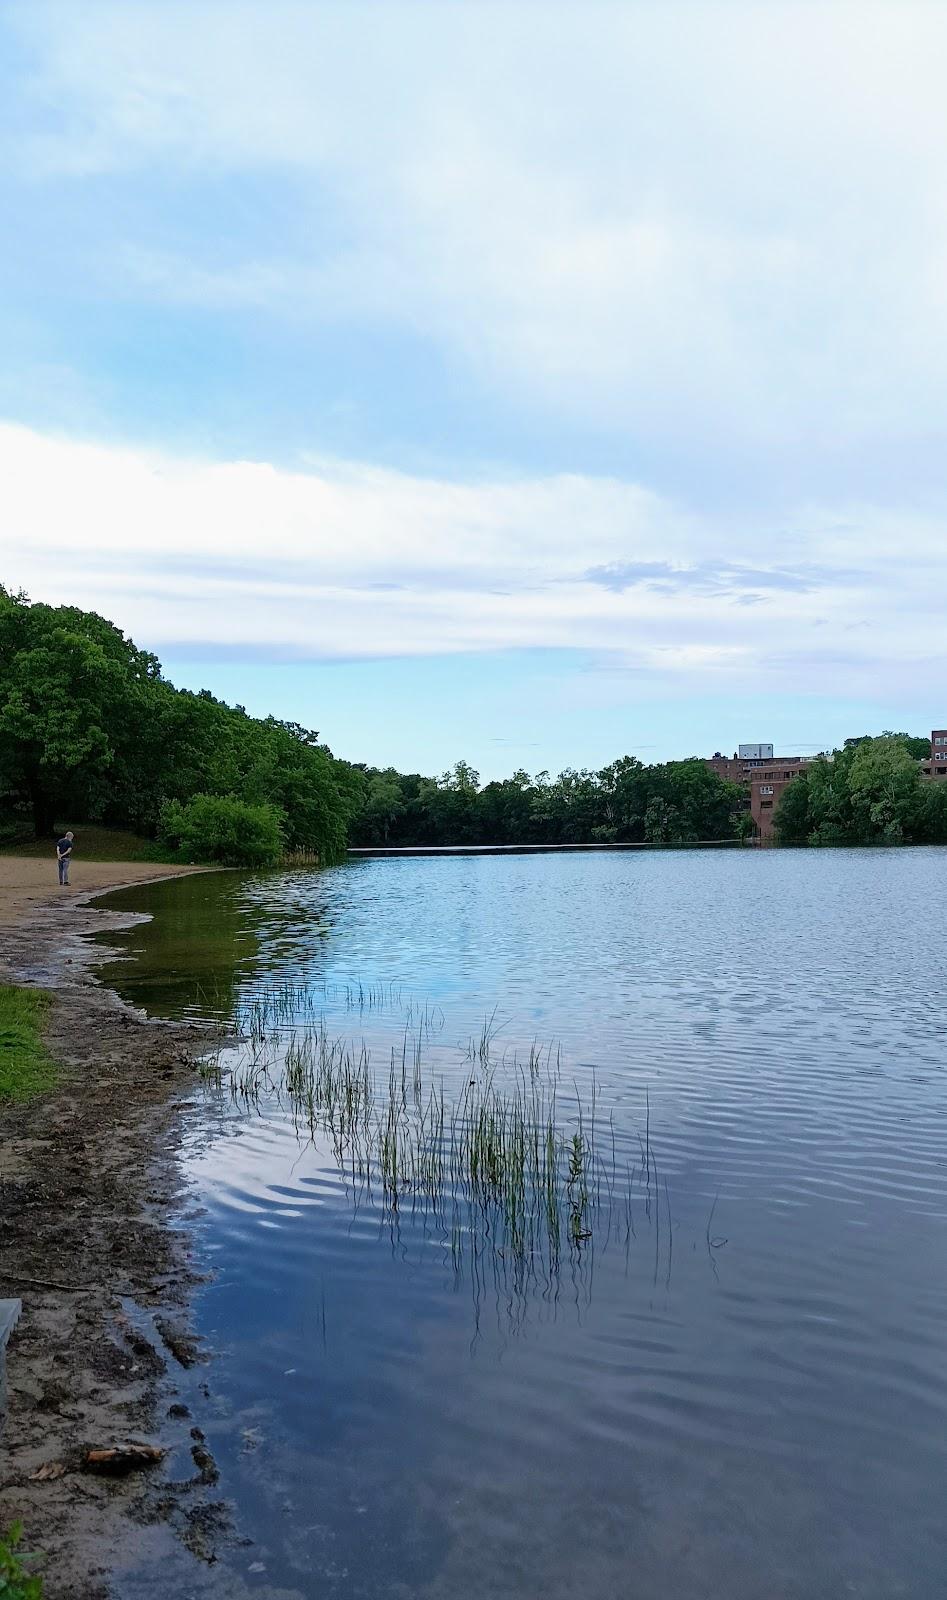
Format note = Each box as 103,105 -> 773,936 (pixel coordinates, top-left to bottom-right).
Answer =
213,986 -> 656,1283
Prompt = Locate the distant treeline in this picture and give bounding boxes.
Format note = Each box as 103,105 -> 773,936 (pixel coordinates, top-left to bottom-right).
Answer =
774,736 -> 947,846
3,588 -> 942,864
348,758 -> 749,847
0,587 -> 360,864
0,588 -> 751,862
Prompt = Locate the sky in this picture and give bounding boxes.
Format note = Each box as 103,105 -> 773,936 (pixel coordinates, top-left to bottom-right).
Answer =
2,1 -> 946,778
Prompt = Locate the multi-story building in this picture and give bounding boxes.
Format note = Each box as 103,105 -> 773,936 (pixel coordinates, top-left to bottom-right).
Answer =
711,730 -> 946,837
920,730 -> 947,781
706,743 -> 810,840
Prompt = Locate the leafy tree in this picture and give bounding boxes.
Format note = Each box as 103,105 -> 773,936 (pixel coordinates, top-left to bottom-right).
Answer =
774,736 -> 937,846
848,737 -> 920,844
0,588 -> 357,859
773,773 -> 811,842
0,588 -> 151,835
881,731 -> 932,761
914,779 -> 947,843
358,769 -> 407,845
804,748 -> 858,844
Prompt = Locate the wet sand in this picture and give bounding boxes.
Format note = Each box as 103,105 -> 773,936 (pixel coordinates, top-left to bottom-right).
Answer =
0,862 -> 241,1598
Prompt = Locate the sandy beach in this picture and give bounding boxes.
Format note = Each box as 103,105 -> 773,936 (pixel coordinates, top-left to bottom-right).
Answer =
0,856 -> 206,925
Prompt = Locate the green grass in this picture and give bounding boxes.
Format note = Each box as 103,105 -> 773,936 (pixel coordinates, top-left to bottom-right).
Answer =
0,825 -> 171,863
0,1525 -> 44,1599
0,987 -> 55,1101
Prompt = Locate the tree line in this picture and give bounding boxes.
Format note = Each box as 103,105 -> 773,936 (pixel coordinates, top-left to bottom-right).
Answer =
0,588 -> 752,862
774,735 -> 947,846
3,589 -> 942,862
349,757 -> 749,847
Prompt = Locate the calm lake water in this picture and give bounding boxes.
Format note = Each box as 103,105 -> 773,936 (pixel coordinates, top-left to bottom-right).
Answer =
98,849 -> 947,1599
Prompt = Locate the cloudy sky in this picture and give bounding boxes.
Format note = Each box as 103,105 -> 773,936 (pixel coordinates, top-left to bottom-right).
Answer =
3,1 -> 946,775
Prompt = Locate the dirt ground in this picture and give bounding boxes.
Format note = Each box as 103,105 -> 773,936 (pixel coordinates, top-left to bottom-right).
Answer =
0,864 -> 237,1598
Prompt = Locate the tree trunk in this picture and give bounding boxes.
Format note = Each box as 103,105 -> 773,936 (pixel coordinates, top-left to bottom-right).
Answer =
29,782 -> 55,840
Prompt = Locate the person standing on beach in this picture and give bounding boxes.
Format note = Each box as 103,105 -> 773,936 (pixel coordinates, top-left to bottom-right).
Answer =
56,831 -> 75,886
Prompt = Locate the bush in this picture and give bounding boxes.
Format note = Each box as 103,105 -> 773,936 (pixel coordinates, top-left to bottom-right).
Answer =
157,794 -> 285,867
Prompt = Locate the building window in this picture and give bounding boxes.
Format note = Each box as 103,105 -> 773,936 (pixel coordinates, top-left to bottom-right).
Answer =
938,767 -> 947,776
759,785 -> 774,795
760,800 -> 773,809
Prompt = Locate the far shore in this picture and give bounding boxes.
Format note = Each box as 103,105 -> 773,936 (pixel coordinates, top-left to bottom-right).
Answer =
0,856 -> 213,926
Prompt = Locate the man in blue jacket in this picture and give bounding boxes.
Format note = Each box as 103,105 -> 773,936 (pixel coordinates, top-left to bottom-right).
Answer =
56,831 -> 75,886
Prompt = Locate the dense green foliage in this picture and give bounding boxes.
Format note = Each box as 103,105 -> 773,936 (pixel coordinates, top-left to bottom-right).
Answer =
845,730 -> 931,761
0,588 -> 359,862
774,736 -> 947,845
349,757 -> 748,847
158,794 -> 285,867
0,987 -> 54,1101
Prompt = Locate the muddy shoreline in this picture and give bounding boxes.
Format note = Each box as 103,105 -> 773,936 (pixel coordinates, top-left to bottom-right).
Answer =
0,874 -> 237,1598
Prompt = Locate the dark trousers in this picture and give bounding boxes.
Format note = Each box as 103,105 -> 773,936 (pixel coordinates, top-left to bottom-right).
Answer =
58,855 -> 69,884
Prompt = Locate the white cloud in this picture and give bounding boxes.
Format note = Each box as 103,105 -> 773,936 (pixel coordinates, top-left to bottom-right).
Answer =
3,5 -> 947,711
8,2 -> 947,445
4,421 -> 945,698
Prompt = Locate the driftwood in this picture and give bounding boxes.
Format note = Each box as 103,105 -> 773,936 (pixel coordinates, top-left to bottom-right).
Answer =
1,1275 -> 82,1293
82,1442 -> 166,1474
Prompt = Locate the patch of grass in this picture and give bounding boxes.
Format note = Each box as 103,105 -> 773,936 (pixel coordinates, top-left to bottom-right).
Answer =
0,1523 -> 44,1598
0,987 -> 55,1101
0,825 -> 172,864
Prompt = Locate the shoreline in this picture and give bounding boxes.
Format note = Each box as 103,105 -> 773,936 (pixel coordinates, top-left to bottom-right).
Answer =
0,856 -> 215,927
0,862 -> 239,1598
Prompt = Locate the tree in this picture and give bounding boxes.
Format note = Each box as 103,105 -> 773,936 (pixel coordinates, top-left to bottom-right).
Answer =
804,749 -> 858,844
848,736 -> 920,844
775,738 -> 930,847
0,589 -> 358,858
915,780 -> 947,844
0,588 -> 149,835
359,769 -> 406,845
773,774 -> 811,842
881,731 -> 931,760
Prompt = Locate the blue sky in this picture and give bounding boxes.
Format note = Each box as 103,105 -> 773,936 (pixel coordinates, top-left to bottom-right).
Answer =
3,2 -> 946,777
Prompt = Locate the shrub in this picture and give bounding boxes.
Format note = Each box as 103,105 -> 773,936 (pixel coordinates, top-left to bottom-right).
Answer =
157,794 -> 285,867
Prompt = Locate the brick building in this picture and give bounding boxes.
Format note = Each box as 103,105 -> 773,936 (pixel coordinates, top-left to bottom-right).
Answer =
920,730 -> 947,781
710,730 -> 947,837
706,742 -> 810,841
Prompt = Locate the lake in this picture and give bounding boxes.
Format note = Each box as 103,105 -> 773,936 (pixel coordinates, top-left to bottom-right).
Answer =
97,848 -> 947,1599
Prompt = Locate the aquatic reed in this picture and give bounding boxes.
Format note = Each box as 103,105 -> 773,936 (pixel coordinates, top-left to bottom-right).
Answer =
200,980 -> 681,1300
